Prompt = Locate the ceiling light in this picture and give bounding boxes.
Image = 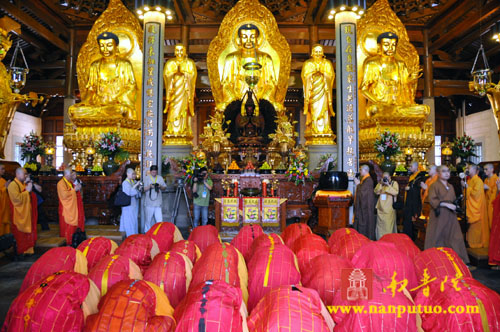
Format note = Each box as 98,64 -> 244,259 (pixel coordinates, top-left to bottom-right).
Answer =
155,6 -> 161,11
167,15 -> 173,20
165,9 -> 172,15
144,6 -> 150,11
328,14 -> 334,19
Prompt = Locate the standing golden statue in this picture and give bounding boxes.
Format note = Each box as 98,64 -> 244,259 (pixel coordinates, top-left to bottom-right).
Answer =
69,32 -> 137,120
361,32 -> 430,117
302,44 -> 335,145
0,28 -> 26,159
361,32 -> 429,118
163,44 -> 196,145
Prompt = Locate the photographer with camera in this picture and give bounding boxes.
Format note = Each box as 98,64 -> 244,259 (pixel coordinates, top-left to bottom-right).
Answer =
425,165 -> 470,265
57,169 -> 85,244
192,167 -> 213,228
374,172 -> 399,239
462,164 -> 489,249
143,165 -> 166,233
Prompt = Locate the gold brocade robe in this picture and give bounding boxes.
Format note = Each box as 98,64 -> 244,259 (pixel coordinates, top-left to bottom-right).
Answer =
0,177 -> 11,235
301,58 -> 335,135
466,175 -> 489,249
374,180 -> 399,240
221,51 -> 277,107
163,57 -> 197,137
485,174 -> 498,229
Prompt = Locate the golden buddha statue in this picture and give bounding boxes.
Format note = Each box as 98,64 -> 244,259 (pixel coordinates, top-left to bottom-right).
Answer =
163,44 -> 196,144
360,32 -> 429,118
69,32 -> 137,121
301,44 -> 335,144
220,24 -> 279,112
0,28 -> 26,158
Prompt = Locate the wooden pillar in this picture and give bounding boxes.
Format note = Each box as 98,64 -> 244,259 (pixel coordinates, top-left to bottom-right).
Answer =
181,25 -> 189,49
423,29 -> 434,98
65,28 -> 76,98
309,25 -> 318,52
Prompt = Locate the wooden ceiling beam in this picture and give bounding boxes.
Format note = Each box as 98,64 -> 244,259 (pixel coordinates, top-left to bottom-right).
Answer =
304,0 -> 319,25
10,28 -> 48,52
486,43 -> 500,57
20,1 -> 69,39
427,0 -> 473,38
430,1 -> 500,53
171,0 -> 185,25
432,61 -> 472,69
314,0 -> 329,25
447,13 -> 500,55
433,79 -> 473,96
1,1 -> 69,52
178,0 -> 195,24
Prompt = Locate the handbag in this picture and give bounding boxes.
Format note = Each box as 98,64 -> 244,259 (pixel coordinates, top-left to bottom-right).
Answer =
114,185 -> 131,207
392,195 -> 404,210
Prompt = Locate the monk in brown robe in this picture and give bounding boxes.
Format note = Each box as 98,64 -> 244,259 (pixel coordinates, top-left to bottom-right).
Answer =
483,163 -> 498,230
424,165 -> 469,264
488,178 -> 500,269
7,168 -> 37,255
353,164 -> 376,240
403,162 -> 425,239
0,164 -> 11,235
463,164 -> 489,249
420,165 -> 438,219
57,169 -> 85,244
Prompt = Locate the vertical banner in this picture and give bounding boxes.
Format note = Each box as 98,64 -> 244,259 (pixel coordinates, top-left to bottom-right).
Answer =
243,197 -> 260,224
141,13 -> 165,179
337,22 -> 359,180
221,197 -> 239,226
262,197 -> 280,227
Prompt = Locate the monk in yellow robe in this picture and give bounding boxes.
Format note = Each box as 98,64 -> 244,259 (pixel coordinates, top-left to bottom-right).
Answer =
483,163 -> 498,229
7,168 -> 37,254
463,165 -> 489,248
0,164 -> 11,235
57,169 -> 85,244
420,165 -> 438,219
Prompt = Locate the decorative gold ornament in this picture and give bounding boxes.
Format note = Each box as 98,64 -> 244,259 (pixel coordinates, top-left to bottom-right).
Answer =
163,44 -> 197,146
207,0 -> 291,113
357,0 -> 433,164
301,44 -> 336,145
66,0 -> 143,155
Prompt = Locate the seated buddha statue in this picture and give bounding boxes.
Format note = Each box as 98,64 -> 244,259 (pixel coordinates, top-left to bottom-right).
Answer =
234,98 -> 265,147
69,32 -> 137,121
360,32 -> 429,118
220,24 -> 281,112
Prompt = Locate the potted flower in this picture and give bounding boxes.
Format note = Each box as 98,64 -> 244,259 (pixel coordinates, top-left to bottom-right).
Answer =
95,132 -> 128,176
20,131 -> 45,172
178,154 -> 207,185
374,131 -> 401,176
452,135 -> 476,171
285,155 -> 313,186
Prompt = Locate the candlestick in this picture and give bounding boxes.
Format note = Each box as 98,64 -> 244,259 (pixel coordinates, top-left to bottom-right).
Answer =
233,179 -> 239,197
262,181 -> 267,197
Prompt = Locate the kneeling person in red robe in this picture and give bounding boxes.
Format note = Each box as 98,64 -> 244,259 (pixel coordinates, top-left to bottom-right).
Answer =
7,168 -> 37,255
57,169 -> 85,244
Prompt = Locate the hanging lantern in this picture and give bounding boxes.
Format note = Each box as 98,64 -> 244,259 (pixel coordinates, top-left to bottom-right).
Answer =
8,41 -> 29,94
470,44 -> 492,97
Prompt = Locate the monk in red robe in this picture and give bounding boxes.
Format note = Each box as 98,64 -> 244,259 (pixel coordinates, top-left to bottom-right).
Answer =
0,164 -> 11,235
488,178 -> 500,269
7,168 -> 37,255
57,169 -> 85,244
463,164 -> 489,248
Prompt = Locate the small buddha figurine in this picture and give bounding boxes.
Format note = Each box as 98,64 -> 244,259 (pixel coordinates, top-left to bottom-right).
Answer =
360,32 -> 429,118
301,44 -> 335,136
0,28 -> 27,158
163,44 -> 197,138
220,24 -> 280,111
69,32 -> 137,121
235,99 -> 265,147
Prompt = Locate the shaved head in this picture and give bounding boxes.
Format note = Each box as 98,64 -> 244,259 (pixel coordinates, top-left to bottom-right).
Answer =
485,163 -> 495,177
428,165 -> 437,176
15,167 -> 27,182
64,168 -> 72,177
469,164 -> 478,175
410,161 -> 419,173
360,164 -> 370,177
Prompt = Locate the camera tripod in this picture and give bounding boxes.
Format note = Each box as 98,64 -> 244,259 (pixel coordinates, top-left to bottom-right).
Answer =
172,178 -> 193,227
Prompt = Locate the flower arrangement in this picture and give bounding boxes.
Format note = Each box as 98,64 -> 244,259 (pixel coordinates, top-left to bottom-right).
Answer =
24,163 -> 38,172
316,153 -> 337,171
285,155 -> 312,186
20,131 -> 45,162
178,154 -> 207,184
374,131 -> 401,158
452,135 -> 477,159
95,131 -> 127,158
395,164 -> 407,172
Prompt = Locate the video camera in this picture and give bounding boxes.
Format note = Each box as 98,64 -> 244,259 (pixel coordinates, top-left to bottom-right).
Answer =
434,194 -> 464,217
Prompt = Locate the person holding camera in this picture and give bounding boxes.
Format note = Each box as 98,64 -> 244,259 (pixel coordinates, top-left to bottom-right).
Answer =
462,164 -> 489,249
353,164 -> 376,240
7,167 -> 37,255
425,165 -> 469,265
143,165 -> 166,233
57,169 -> 85,244
119,167 -> 141,237
374,172 -> 399,239
192,167 -> 213,228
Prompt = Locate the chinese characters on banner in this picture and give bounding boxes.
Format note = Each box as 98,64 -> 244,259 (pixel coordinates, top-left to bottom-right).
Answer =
339,23 -> 359,179
141,21 -> 164,178
221,197 -> 239,226
262,197 -> 280,227
220,197 -> 281,225
243,198 -> 260,223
